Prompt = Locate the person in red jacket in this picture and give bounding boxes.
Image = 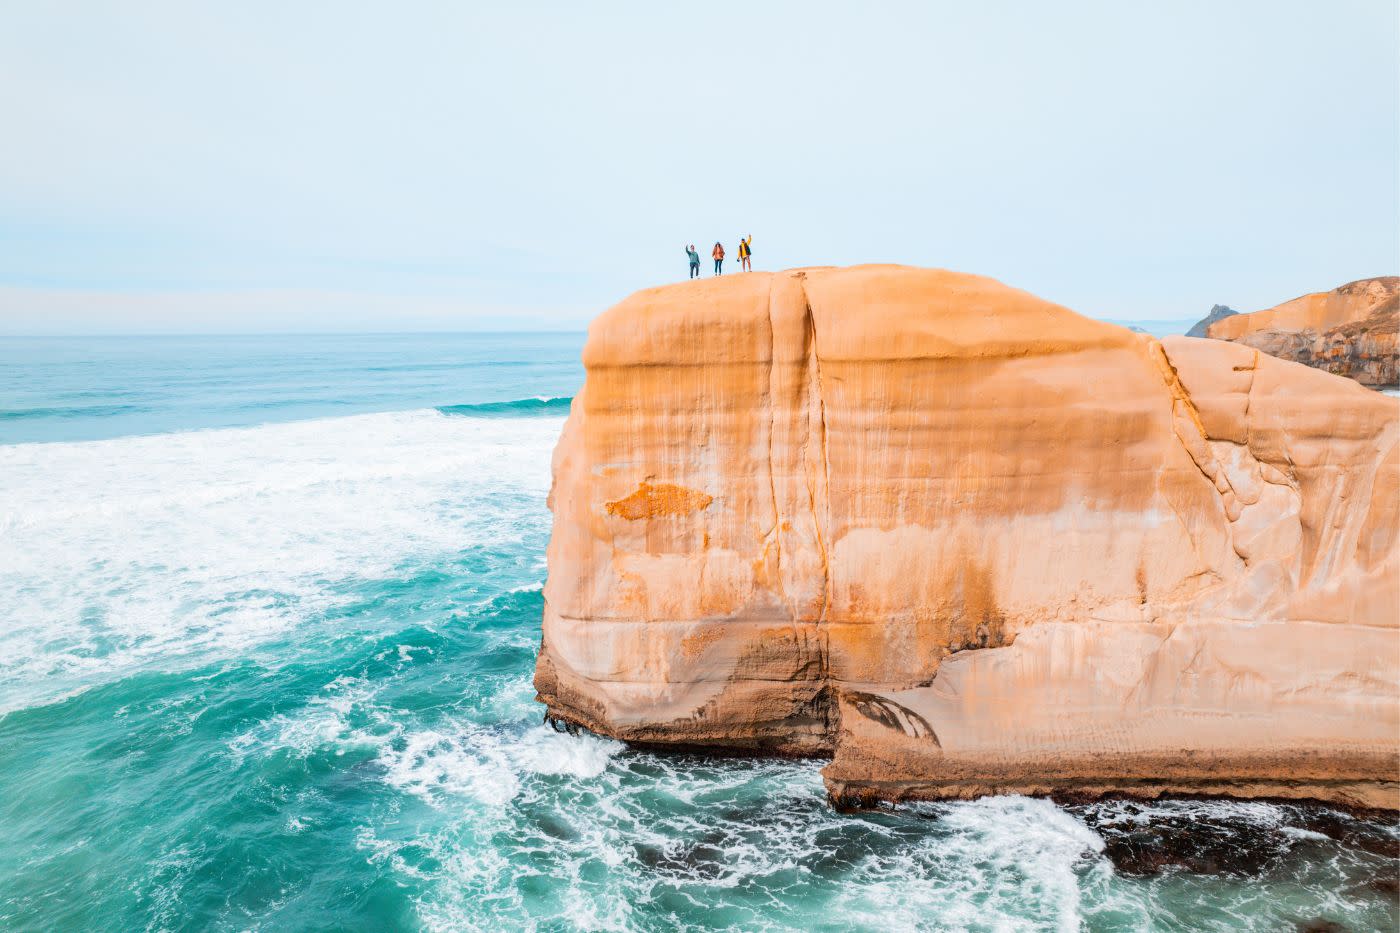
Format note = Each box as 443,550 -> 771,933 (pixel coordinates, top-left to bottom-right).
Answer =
712,242 -> 725,275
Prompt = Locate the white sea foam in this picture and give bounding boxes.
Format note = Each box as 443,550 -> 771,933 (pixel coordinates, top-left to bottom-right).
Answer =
361,739 -> 1393,933
226,675 -> 403,765
510,725 -> 624,779
0,409 -> 563,713
831,795 -> 1110,932
1280,826 -> 1331,842
1087,796 -> 1288,830
380,726 -> 523,807
401,756 -> 1122,932
376,722 -> 623,808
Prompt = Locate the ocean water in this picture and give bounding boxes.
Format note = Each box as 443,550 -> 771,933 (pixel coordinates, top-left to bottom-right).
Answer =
0,334 -> 1395,932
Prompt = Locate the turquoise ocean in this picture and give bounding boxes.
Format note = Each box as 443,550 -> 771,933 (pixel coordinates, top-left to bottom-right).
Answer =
0,333 -> 1394,932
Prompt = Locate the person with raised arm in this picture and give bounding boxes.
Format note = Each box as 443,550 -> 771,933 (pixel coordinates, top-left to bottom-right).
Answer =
738,234 -> 753,272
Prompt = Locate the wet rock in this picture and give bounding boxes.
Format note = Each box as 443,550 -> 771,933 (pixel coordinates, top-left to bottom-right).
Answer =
1288,807 -> 1400,859
633,840 -> 729,879
1295,920 -> 1348,933
1090,818 -> 1285,877
1365,873 -> 1399,898
1077,800 -> 1400,883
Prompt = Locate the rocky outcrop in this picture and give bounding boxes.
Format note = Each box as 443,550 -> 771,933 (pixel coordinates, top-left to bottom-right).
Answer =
534,265 -> 1400,810
1207,277 -> 1398,388
1186,304 -> 1238,338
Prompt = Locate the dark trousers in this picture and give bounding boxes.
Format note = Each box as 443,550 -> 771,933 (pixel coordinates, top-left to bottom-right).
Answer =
689,262 -> 699,279
714,259 -> 723,274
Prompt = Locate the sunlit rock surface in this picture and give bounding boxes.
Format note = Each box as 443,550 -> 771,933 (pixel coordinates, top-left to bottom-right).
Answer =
1207,277 -> 1398,388
534,265 -> 1399,809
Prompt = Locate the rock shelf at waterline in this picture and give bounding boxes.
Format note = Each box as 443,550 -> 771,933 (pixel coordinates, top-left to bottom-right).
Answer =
533,264 -> 1399,810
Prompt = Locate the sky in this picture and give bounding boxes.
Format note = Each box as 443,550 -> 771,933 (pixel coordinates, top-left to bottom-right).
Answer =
0,1 -> 1396,334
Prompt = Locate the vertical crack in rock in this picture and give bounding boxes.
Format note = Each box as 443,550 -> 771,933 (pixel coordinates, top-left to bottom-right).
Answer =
762,277 -> 782,585
798,275 -> 834,628
1241,349 -> 1258,435
798,277 -> 835,732
1152,341 -> 1259,541
786,272 -> 836,736
1149,339 -> 1244,568
1151,340 -> 1214,474
761,273 -> 836,744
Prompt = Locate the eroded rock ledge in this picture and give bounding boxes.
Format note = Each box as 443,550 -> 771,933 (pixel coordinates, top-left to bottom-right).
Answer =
533,265 -> 1399,810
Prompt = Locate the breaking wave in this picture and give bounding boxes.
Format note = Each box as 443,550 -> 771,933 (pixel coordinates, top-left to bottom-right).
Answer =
1,403 -> 147,421
436,396 -> 573,418
0,407 -> 563,714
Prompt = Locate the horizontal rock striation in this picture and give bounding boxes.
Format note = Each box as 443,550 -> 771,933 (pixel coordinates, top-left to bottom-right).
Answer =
1207,277 -> 1399,388
533,265 -> 1400,809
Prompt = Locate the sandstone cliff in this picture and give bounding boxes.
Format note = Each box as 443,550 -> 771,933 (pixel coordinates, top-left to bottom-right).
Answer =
534,265 -> 1399,810
1207,277 -> 1398,388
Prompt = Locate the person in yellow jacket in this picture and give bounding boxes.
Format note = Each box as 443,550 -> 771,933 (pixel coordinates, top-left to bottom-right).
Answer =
738,234 -> 753,272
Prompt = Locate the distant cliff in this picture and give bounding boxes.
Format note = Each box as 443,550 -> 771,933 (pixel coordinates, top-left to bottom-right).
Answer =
1186,303 -> 1237,338
534,265 -> 1399,810
1208,277 -> 1398,387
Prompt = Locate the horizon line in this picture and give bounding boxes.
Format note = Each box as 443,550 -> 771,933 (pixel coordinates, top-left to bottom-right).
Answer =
0,315 -> 1201,340
0,328 -> 594,339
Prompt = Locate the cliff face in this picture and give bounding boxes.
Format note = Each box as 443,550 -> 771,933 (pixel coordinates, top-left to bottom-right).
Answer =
534,265 -> 1399,809
1186,303 -> 1238,339
1207,277 -> 1399,387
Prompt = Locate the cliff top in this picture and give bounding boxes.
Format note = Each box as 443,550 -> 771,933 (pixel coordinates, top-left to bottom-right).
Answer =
584,264 -> 1142,368
1209,275 -> 1399,339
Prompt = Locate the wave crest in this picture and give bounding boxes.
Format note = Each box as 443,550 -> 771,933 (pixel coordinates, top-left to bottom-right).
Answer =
435,396 -> 572,418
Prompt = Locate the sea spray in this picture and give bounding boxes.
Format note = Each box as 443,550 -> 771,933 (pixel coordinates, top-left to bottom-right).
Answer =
0,408 -> 563,714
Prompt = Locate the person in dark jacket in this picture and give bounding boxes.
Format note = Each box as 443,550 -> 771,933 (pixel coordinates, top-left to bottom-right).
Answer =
686,244 -> 700,279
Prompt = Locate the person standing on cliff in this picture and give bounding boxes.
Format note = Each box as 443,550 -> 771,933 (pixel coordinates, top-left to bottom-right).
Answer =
712,242 -> 725,275
686,244 -> 700,279
738,234 -> 752,272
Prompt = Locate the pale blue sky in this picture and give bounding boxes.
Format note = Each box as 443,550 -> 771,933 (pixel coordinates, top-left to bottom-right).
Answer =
0,1 -> 1396,333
